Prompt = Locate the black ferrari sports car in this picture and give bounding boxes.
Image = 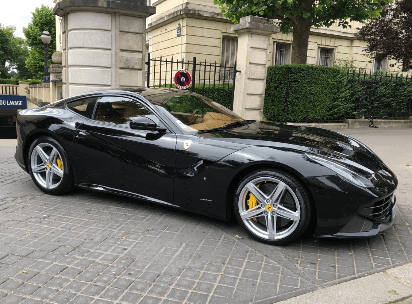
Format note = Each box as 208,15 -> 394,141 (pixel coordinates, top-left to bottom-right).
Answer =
15,88 -> 397,245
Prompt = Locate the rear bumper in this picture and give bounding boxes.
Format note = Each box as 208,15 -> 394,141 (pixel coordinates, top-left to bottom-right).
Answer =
14,132 -> 29,173
317,197 -> 396,239
15,154 -> 29,173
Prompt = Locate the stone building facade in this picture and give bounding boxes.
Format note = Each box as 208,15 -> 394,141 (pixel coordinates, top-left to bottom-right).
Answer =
146,0 -> 403,74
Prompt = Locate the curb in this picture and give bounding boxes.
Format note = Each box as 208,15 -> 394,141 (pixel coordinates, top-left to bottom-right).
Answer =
276,264 -> 412,304
0,139 -> 17,147
281,119 -> 412,131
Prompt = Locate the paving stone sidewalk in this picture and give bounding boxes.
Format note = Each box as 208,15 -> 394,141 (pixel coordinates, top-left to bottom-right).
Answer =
0,127 -> 411,304
0,152 -> 314,304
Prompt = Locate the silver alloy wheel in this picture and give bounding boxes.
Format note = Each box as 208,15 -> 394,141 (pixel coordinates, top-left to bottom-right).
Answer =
30,143 -> 64,190
238,176 -> 301,241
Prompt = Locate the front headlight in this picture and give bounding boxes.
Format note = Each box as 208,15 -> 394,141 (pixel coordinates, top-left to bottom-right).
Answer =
306,154 -> 374,188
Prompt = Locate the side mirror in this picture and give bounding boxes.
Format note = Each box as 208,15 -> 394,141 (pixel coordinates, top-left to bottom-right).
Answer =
39,102 -> 50,107
130,117 -> 166,132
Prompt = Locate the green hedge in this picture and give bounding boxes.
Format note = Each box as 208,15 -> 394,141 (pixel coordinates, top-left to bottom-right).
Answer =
0,79 -> 42,85
0,79 -> 19,85
192,83 -> 233,110
264,65 -> 412,123
156,83 -> 233,110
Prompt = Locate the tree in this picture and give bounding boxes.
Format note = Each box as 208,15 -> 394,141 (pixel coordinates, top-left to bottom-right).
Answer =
357,0 -> 412,72
12,38 -> 34,79
0,26 -> 14,78
214,0 -> 391,64
23,5 -> 56,79
0,25 -> 35,79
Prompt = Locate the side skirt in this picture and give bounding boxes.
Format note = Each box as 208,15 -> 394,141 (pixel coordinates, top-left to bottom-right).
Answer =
76,183 -> 180,208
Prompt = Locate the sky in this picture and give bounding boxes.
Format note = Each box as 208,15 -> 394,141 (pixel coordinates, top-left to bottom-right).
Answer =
0,0 -> 56,38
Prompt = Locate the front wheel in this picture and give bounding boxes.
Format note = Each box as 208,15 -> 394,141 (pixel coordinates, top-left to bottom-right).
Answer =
28,136 -> 74,195
234,169 -> 312,245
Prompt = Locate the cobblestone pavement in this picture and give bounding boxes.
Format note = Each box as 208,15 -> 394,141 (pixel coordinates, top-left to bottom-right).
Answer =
0,127 -> 411,304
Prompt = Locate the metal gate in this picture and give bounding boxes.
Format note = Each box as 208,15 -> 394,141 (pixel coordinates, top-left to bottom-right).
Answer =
146,55 -> 239,110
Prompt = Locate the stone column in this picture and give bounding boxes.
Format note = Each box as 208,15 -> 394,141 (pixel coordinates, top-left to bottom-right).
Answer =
49,51 -> 63,102
54,0 -> 155,98
232,16 -> 279,121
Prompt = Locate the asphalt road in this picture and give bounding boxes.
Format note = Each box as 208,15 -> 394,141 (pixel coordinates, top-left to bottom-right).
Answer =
0,127 -> 411,304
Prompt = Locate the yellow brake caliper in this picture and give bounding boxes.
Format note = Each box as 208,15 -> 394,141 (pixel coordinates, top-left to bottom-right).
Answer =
57,158 -> 63,171
247,184 -> 259,222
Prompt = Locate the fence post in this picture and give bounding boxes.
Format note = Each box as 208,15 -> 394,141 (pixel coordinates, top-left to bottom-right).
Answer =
147,53 -> 151,88
285,68 -> 291,121
191,57 -> 197,92
159,56 -> 162,88
231,61 -> 237,111
231,16 -> 279,120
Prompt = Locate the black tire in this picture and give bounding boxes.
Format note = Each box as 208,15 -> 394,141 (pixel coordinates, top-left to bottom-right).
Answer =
28,136 -> 74,195
234,169 -> 312,245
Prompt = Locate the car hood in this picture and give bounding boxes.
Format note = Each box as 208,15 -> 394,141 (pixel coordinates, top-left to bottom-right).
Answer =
202,121 -> 393,175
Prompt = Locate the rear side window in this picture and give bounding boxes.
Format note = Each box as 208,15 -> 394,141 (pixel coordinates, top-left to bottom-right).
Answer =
94,97 -> 152,125
66,97 -> 98,119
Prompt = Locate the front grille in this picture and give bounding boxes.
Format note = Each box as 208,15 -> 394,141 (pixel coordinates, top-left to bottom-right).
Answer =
363,195 -> 393,219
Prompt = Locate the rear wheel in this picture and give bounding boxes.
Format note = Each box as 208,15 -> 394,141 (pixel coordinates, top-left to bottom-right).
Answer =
234,169 -> 311,245
28,136 -> 74,195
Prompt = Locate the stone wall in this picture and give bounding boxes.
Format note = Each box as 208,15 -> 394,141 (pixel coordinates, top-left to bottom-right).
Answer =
28,84 -> 51,106
0,82 -> 47,108
0,84 -> 19,96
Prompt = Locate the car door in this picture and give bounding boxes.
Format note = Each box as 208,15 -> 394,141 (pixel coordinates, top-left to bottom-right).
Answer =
73,95 -> 177,205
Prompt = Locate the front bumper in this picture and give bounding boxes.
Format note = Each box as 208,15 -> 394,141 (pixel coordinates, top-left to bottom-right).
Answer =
318,195 -> 396,238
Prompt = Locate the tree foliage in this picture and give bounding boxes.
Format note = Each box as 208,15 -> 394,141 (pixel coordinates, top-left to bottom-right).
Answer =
0,26 -> 33,79
214,0 -> 392,64
357,0 -> 412,72
12,38 -> 34,79
23,5 -> 56,79
0,26 -> 14,78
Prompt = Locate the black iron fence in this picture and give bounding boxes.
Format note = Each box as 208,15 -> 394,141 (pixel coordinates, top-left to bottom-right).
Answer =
347,69 -> 412,119
146,55 -> 239,110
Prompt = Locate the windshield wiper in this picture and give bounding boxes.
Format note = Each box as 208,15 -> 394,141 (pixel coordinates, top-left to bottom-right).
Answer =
197,120 -> 256,134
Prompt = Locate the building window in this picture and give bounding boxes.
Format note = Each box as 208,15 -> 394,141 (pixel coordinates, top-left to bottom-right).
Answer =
274,42 -> 291,65
221,37 -> 238,67
373,56 -> 387,73
318,48 -> 334,66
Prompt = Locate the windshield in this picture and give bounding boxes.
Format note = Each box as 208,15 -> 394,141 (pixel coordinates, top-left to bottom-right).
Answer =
140,88 -> 244,132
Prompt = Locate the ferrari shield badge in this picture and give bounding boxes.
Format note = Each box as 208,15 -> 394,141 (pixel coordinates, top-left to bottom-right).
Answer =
183,140 -> 192,150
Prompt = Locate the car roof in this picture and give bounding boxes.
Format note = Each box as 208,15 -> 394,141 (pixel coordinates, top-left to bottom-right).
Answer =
66,89 -> 142,100
64,87 -> 194,102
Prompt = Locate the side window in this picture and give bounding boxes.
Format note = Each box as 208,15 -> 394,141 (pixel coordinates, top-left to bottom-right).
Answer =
66,97 -> 98,119
95,97 -> 153,125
